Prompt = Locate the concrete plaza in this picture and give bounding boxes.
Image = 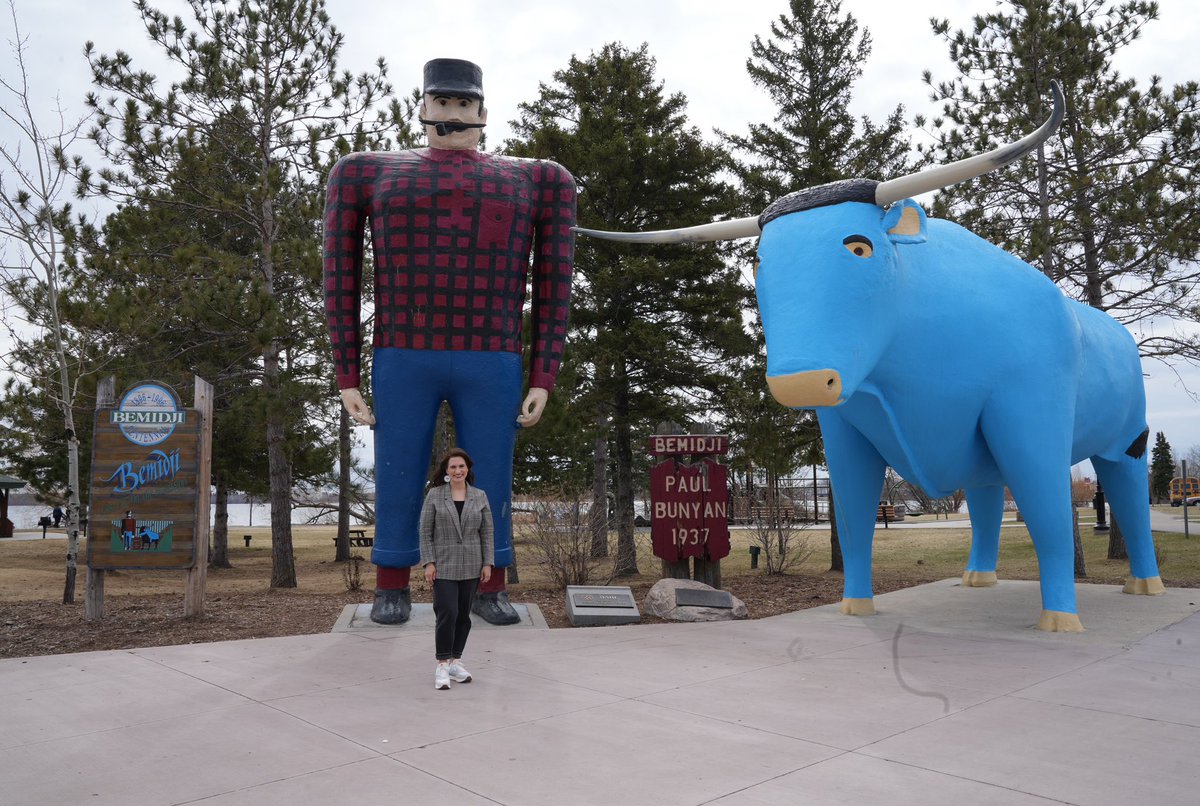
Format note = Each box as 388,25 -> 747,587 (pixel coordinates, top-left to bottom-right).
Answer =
2,578 -> 1198,805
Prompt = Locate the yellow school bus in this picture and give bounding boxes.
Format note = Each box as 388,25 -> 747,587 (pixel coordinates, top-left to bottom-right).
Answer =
1169,477 -> 1200,506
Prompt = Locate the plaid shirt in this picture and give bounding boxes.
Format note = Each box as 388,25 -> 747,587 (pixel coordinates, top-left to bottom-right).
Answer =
323,148 -> 576,390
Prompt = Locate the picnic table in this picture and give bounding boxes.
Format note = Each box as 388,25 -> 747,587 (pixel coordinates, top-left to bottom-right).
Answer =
332,529 -> 373,547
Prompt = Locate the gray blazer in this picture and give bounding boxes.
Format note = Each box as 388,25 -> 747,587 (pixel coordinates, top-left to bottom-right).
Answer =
418,484 -> 495,580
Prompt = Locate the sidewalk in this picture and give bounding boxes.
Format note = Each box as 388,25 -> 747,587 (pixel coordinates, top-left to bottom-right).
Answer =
2,578 -> 1197,805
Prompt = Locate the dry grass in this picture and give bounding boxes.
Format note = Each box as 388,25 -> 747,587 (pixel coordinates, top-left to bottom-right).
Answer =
2,515 -> 1198,660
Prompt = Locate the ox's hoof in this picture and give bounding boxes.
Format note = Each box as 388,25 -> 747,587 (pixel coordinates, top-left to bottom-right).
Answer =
1036,610 -> 1084,632
838,597 -> 876,616
1123,576 -> 1166,595
961,571 -> 998,587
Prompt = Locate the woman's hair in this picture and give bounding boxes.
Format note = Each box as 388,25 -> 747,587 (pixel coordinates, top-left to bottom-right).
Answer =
432,447 -> 475,486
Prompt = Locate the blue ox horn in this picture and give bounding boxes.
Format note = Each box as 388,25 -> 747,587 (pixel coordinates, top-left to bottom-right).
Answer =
573,81 -> 1065,243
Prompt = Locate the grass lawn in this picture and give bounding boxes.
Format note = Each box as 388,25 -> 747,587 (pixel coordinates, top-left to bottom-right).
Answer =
2,515 -> 1198,604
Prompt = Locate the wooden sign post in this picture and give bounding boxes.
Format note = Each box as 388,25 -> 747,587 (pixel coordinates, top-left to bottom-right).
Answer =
86,377 -> 213,620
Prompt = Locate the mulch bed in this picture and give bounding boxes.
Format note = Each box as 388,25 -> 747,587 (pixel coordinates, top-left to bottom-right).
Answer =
0,571 -> 942,660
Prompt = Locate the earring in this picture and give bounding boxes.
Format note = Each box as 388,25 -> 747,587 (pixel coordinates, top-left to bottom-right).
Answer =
444,474 -> 451,482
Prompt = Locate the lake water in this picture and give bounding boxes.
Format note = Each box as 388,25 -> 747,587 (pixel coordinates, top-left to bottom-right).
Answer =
6,503 -> 366,531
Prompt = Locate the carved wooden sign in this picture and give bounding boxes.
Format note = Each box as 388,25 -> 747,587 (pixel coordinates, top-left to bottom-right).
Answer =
647,435 -> 731,563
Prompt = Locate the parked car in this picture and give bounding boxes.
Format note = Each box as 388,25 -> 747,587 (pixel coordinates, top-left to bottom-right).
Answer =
1186,496 -> 1200,507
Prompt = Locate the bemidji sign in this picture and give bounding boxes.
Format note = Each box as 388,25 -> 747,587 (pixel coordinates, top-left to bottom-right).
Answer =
647,435 -> 731,563
88,381 -> 201,570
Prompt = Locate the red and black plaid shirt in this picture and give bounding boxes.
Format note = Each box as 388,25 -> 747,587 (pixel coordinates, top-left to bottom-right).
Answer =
323,148 -> 576,390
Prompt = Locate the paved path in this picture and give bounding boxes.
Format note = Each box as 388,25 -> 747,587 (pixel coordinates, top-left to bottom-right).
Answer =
2,579 -> 1198,805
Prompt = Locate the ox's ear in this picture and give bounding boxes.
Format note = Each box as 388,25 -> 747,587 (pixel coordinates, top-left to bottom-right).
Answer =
882,199 -> 927,245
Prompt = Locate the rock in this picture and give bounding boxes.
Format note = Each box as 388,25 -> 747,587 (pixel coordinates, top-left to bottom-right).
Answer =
644,578 -> 748,622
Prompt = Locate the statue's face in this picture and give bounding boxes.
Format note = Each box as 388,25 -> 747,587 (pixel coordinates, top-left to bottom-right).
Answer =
422,93 -> 487,150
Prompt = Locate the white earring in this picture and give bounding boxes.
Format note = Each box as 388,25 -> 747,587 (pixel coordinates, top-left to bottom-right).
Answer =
444,474 -> 451,482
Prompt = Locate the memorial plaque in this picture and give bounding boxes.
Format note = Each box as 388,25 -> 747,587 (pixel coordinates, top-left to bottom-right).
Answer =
566,585 -> 641,626
571,590 -> 636,609
675,587 -> 734,609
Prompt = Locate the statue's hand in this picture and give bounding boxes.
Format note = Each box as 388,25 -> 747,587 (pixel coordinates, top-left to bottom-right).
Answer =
516,387 -> 549,428
340,388 -> 376,426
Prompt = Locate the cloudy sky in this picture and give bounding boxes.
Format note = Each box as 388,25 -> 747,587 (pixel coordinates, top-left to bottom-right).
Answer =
2,0 -> 1198,459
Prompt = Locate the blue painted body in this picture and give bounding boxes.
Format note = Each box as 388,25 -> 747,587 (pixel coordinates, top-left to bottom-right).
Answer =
756,200 -> 1159,617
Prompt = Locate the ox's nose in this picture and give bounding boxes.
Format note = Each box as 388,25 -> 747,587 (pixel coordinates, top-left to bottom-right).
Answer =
767,370 -> 842,407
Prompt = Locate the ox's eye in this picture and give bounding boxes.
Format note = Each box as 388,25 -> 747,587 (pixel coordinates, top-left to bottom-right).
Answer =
843,236 -> 873,258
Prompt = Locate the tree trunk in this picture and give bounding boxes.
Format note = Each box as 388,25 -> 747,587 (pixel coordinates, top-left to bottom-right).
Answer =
335,406 -> 352,562
828,492 -> 843,572
264,342 -> 296,587
1107,514 -> 1128,560
1072,506 -> 1087,579
590,427 -> 609,558
612,400 -> 638,576
210,475 -> 231,568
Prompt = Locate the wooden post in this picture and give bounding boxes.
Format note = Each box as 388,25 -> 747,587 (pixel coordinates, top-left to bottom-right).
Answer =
85,376 -> 116,621
184,376 -> 213,616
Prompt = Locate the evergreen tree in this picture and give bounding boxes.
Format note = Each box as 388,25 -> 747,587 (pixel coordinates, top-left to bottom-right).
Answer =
506,43 -> 754,575
721,0 -> 914,214
1150,430 -> 1175,503
722,0 -> 913,567
79,0 -> 405,587
922,0 -> 1200,362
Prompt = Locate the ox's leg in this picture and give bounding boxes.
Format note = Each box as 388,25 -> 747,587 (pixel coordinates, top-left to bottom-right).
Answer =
962,486 -> 1004,587
982,407 -> 1082,632
1092,453 -> 1164,595
818,411 -> 886,616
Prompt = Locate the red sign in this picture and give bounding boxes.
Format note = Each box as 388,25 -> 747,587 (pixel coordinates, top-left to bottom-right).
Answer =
647,434 -> 729,456
649,457 -> 730,562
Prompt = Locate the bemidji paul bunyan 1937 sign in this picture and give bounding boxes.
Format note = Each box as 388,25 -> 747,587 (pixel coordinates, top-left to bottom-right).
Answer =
88,381 -> 201,570
647,435 -> 731,563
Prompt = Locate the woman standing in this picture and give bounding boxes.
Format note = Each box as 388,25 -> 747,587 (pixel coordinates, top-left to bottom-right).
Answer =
420,448 -> 494,690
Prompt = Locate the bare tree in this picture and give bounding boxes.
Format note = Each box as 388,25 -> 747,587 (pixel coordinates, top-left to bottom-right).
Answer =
0,0 -> 94,602
524,490 -> 616,590
748,487 -> 813,575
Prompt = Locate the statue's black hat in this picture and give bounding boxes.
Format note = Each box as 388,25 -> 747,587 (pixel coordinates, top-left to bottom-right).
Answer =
422,58 -> 484,101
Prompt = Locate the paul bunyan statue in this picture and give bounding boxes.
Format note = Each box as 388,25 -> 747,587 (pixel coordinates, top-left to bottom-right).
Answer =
324,58 -> 576,625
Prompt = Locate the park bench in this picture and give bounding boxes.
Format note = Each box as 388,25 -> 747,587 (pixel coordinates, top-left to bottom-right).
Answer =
750,505 -> 794,523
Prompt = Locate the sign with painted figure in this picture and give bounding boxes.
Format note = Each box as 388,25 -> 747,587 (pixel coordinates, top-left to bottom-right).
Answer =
649,458 -> 730,563
88,381 -> 201,570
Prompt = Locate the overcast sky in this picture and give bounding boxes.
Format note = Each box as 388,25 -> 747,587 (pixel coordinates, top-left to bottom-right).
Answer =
2,0 -> 1198,460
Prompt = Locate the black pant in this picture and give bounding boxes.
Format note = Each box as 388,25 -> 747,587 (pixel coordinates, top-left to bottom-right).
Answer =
433,578 -> 478,661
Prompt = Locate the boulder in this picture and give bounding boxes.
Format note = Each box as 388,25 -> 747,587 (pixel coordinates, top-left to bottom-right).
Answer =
644,578 -> 748,622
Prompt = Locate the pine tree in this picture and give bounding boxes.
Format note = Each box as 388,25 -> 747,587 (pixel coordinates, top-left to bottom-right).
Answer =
721,0 -> 914,214
80,0 -> 405,586
722,0 -> 913,567
1150,430 -> 1175,503
922,0 -> 1200,362
506,43 -> 754,576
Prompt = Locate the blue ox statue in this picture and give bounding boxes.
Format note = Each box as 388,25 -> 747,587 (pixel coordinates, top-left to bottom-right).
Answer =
576,82 -> 1163,631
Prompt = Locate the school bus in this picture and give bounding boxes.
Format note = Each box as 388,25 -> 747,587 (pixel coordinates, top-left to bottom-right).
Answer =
1169,477 -> 1200,506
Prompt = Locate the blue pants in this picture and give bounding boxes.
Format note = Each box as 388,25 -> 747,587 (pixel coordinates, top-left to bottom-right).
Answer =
371,348 -> 521,569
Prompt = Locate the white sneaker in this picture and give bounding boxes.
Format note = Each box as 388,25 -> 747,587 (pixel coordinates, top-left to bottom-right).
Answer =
435,663 -> 450,690
447,661 -> 472,683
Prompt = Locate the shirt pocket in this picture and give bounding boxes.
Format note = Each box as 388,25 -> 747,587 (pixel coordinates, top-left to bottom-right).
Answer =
478,199 -> 515,249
